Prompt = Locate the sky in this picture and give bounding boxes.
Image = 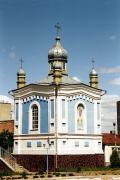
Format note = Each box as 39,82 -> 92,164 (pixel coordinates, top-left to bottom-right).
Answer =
0,0 -> 120,132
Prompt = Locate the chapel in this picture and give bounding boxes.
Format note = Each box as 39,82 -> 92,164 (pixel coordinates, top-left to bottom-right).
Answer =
10,26 -> 105,170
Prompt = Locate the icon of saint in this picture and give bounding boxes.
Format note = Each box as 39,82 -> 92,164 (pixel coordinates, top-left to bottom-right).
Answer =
77,104 -> 84,130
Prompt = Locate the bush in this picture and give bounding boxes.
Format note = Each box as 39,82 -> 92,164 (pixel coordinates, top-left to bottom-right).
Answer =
33,175 -> 39,178
21,171 -> 27,179
54,172 -> 60,176
61,173 -> 66,177
76,167 -> 81,172
47,174 -> 53,178
68,173 -> 74,176
110,150 -> 120,168
40,175 -> 45,178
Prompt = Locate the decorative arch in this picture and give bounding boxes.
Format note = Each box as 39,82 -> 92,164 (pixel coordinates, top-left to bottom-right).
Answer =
74,100 -> 87,133
29,101 -> 40,132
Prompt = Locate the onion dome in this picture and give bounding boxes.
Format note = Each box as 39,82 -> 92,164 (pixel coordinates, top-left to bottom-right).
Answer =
48,36 -> 68,62
17,68 -> 25,75
17,58 -> 26,88
89,60 -> 98,88
89,68 -> 97,76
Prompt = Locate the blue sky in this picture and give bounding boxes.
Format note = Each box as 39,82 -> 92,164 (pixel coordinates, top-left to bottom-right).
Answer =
0,0 -> 120,132
0,0 -> 120,96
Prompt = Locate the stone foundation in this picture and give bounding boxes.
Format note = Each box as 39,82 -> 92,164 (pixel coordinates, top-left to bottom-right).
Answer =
14,154 -> 104,172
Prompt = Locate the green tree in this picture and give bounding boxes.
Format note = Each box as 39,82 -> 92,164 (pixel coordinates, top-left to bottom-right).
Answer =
0,130 -> 13,151
110,150 -> 120,168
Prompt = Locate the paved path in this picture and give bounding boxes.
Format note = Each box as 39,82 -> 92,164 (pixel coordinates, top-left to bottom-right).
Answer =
27,176 -> 120,180
41,176 -> 120,180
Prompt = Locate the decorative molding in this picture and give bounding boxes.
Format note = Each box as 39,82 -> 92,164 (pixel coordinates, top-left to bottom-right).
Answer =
22,95 -> 48,103
67,94 -> 94,103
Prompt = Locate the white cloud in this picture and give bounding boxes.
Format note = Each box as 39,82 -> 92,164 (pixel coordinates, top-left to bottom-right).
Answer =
109,77 -> 120,85
109,35 -> 117,41
9,51 -> 16,59
72,76 -> 81,82
99,66 -> 120,74
101,94 -> 120,132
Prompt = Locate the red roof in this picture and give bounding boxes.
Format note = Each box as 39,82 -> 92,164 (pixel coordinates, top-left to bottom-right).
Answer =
102,133 -> 120,146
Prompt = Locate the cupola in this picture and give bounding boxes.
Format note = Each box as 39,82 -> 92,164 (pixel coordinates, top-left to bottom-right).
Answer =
17,58 -> 26,89
48,23 -> 68,76
89,59 -> 98,88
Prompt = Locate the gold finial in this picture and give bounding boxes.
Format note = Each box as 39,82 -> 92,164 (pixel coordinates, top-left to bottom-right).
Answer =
55,22 -> 61,36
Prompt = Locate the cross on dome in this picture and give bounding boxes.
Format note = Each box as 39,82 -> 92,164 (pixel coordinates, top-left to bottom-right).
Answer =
91,58 -> 95,69
55,22 -> 61,36
20,57 -> 24,69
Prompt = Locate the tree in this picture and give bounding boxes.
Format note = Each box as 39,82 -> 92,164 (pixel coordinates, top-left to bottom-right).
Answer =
110,150 -> 120,168
0,130 -> 13,151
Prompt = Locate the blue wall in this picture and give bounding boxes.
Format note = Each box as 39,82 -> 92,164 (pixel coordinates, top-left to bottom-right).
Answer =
86,101 -> 94,134
40,100 -> 48,133
21,98 -> 48,134
22,101 -> 30,134
68,98 -> 94,134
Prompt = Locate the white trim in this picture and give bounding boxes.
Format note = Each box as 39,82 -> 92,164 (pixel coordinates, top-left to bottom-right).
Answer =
18,99 -> 22,135
28,101 -> 40,134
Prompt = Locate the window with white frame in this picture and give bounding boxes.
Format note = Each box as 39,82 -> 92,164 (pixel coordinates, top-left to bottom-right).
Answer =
75,141 -> 79,147
32,104 -> 38,130
84,142 -> 89,147
37,141 -> 42,147
27,141 -> 31,148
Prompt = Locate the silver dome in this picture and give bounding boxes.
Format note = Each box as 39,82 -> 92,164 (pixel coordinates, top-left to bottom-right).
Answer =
89,68 -> 97,75
48,36 -> 68,62
17,68 -> 25,75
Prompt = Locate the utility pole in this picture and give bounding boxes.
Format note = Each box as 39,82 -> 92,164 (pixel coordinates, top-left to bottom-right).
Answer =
113,122 -> 116,149
52,61 -> 62,170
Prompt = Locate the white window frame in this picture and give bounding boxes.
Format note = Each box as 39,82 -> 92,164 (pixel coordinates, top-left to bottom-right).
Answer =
29,101 -> 40,133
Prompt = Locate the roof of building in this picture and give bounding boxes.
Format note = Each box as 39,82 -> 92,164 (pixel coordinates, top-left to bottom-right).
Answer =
102,133 -> 120,146
37,75 -> 80,85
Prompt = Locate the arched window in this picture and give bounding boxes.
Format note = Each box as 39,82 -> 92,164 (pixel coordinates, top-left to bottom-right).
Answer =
77,103 -> 84,130
32,104 -> 38,130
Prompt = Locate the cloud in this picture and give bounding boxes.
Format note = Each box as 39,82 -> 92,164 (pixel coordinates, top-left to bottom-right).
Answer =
109,77 -> 120,85
10,46 -> 16,51
109,35 -> 117,41
99,66 -> 120,74
72,76 -> 81,82
9,51 -> 16,59
101,94 -> 120,132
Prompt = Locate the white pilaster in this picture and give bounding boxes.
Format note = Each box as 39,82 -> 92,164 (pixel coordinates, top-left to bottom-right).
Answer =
18,98 -> 22,135
94,100 -> 97,134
